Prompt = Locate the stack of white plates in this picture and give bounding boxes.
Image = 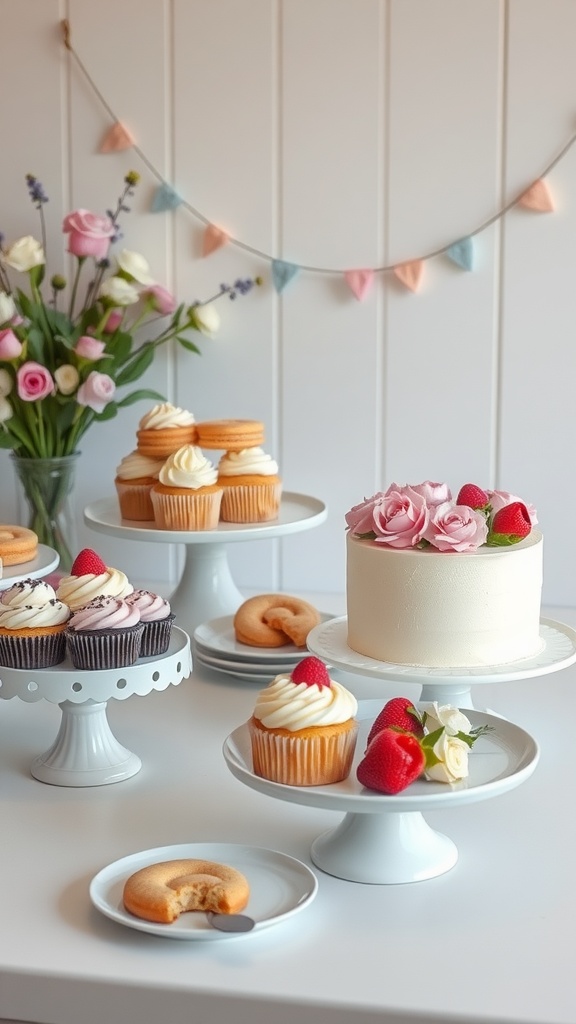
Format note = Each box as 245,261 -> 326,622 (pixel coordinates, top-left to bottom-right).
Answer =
193,614 -> 332,682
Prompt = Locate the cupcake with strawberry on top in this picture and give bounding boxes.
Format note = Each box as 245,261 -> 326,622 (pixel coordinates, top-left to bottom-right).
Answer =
56,548 -> 133,612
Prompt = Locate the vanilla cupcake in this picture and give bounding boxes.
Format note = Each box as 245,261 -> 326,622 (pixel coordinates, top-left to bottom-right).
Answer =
150,444 -> 222,531
0,577 -> 70,668
65,596 -> 144,669
136,402 -> 197,459
115,449 -> 166,521
248,656 -> 358,786
56,548 -> 133,612
217,446 -> 282,523
125,589 -> 174,656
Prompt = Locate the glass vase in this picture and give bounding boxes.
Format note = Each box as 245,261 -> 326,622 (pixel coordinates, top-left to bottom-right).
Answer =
11,452 -> 80,575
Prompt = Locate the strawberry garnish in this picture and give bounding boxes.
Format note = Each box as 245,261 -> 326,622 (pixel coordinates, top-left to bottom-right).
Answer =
70,548 -> 108,576
367,697 -> 424,746
357,728 -> 425,794
456,483 -> 490,510
487,501 -> 531,546
291,656 -> 331,688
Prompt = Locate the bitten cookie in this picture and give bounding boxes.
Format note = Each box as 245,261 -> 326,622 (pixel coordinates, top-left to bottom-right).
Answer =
234,593 -> 321,648
123,859 -> 250,923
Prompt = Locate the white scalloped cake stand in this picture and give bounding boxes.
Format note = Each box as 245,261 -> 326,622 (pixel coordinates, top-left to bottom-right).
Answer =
0,627 -> 191,787
223,700 -> 539,884
84,492 -> 327,634
306,616 -> 576,708
0,544 -> 59,591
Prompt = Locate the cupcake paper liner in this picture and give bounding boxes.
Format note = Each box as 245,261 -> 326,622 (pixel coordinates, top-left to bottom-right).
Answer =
0,630 -> 67,669
139,613 -> 175,657
151,488 -> 222,530
65,622 -> 145,669
220,482 -> 282,523
249,720 -> 358,786
115,480 -> 155,521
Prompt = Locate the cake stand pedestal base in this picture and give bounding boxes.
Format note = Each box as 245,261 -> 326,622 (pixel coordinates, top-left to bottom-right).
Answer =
169,542 -> 244,627
30,699 -> 142,787
310,810 -> 458,884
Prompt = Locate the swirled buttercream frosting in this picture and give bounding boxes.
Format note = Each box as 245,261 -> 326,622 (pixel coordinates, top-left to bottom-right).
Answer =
1,578 -> 57,608
218,447 -> 279,478
138,403 -> 195,430
56,566 -> 133,611
67,596 -> 141,632
125,590 -> 171,622
116,450 -> 165,480
158,445 -> 218,490
0,598 -> 70,630
253,674 -> 358,731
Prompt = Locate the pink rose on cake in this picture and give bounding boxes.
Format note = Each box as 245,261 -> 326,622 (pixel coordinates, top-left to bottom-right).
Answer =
346,485 -> 429,549
487,489 -> 538,526
410,480 -> 452,506
423,501 -> 488,552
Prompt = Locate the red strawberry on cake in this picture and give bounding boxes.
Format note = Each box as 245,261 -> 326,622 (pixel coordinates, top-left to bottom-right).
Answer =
367,696 -> 424,746
456,483 -> 490,510
487,501 -> 531,546
56,547 -> 134,612
357,727 -> 425,794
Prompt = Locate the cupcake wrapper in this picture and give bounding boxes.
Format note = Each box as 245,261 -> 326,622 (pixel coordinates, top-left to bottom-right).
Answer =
115,481 -> 155,521
66,622 -> 145,669
220,482 -> 281,523
249,721 -> 358,786
0,631 -> 66,669
139,614 -> 175,657
151,489 -> 222,531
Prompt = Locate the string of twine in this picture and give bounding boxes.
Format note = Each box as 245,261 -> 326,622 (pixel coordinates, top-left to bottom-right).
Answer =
61,19 -> 576,277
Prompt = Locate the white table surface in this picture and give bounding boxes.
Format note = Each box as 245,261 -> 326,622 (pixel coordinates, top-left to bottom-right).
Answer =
1,598 -> 574,1024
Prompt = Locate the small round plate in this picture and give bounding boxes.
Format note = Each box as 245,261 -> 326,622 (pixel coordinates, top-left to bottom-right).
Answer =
0,543 -> 59,590
90,842 -> 318,940
194,613 -> 333,664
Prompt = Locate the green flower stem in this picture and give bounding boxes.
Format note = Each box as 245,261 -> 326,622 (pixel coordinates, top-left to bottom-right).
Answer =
12,455 -> 78,572
68,257 -> 85,320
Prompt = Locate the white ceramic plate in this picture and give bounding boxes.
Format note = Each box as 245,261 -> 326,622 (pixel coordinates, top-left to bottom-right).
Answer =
0,544 -> 59,590
90,842 -> 318,941
223,701 -> 539,814
193,648 -> 287,678
194,613 -> 333,663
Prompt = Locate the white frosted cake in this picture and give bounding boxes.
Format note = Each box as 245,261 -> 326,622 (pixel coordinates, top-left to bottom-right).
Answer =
345,480 -> 544,668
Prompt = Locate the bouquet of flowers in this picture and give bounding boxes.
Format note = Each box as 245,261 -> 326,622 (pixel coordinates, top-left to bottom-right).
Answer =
0,170 -> 259,458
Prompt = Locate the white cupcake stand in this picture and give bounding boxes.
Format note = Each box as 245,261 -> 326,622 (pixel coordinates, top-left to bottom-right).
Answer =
0,619 -> 192,787
84,492 -> 327,634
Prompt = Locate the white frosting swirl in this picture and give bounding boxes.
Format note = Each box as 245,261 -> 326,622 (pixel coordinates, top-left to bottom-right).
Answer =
138,402 -> 195,430
218,447 -> 279,478
116,450 -> 165,481
0,599 -> 70,630
1,578 -> 57,608
158,445 -> 217,489
253,675 -> 358,731
56,567 -> 133,611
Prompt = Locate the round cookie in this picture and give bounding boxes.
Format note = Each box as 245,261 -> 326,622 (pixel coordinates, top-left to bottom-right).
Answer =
123,858 -> 250,924
234,593 -> 321,648
0,526 -> 38,566
195,419 -> 265,451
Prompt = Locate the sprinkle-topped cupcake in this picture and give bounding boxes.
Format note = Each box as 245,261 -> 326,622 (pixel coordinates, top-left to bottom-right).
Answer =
0,577 -> 70,668
65,595 -> 144,669
248,656 -> 358,786
125,589 -> 174,656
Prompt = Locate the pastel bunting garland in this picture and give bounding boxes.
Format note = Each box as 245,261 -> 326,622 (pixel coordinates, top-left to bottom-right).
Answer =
62,19 -> 569,300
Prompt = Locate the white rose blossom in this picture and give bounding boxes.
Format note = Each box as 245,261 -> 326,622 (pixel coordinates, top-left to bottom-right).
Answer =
54,364 -> 80,395
422,702 -> 472,737
425,732 -> 470,783
189,302 -> 220,337
116,249 -> 155,285
0,368 -> 13,397
0,291 -> 17,324
98,276 -> 140,307
0,394 -> 13,424
3,235 -> 45,272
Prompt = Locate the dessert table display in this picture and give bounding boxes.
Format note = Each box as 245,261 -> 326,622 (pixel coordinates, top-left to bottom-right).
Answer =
1,603 -> 575,1024
84,492 -> 327,634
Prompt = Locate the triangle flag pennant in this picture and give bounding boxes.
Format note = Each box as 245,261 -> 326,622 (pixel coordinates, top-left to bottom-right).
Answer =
272,259 -> 299,294
446,237 -> 475,271
203,224 -> 230,257
344,269 -> 374,301
518,179 -> 554,213
99,121 -> 135,153
393,260 -> 424,293
150,183 -> 183,213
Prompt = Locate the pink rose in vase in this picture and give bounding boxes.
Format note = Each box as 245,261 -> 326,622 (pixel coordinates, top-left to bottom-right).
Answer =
17,361 -> 54,401
424,502 -> 488,552
76,371 -> 115,413
63,210 -> 115,260
0,328 -> 23,359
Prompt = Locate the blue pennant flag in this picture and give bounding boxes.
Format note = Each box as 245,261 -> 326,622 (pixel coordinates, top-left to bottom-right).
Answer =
272,259 -> 299,294
150,182 -> 183,213
446,237 -> 475,271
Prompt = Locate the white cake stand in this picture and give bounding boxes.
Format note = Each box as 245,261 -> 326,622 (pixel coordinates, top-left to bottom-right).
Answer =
306,616 -> 576,708
0,544 -> 59,590
84,492 -> 327,634
223,700 -> 539,884
0,627 -> 191,787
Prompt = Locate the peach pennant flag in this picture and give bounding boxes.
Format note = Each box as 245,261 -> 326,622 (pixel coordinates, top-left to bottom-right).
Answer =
393,260 -> 424,292
344,269 -> 374,301
99,121 -> 135,153
517,179 -> 554,212
203,224 -> 230,257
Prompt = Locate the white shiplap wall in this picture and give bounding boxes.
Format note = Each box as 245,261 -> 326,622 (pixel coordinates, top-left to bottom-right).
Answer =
1,0 -> 575,607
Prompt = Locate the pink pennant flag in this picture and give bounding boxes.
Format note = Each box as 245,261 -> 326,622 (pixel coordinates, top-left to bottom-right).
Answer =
344,269 -> 374,301
393,260 -> 424,293
99,121 -> 135,154
203,224 -> 230,257
518,179 -> 554,213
